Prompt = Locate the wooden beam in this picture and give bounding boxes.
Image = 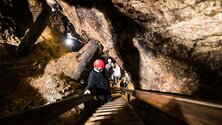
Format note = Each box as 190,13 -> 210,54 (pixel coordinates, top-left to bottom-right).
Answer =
0,94 -> 93,125
71,41 -> 100,81
16,4 -> 57,56
124,89 -> 222,125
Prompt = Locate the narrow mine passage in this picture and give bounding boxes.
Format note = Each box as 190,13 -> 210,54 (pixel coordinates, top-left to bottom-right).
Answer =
1,0 -> 222,125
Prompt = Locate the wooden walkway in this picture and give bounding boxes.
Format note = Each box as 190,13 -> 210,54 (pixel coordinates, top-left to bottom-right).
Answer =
84,96 -> 145,125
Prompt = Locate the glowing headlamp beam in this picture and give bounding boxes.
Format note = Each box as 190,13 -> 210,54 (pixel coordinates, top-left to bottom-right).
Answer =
65,38 -> 73,46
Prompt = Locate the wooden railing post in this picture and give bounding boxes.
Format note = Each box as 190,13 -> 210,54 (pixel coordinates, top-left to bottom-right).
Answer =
127,93 -> 130,103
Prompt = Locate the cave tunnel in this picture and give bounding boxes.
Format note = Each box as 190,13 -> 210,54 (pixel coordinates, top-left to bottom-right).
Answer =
0,0 -> 222,125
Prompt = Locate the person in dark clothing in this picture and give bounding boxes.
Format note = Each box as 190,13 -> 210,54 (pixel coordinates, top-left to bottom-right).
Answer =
120,77 -> 128,95
84,59 -> 112,104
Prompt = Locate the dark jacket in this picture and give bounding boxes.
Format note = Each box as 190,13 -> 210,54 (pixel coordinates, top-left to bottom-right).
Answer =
86,69 -> 111,96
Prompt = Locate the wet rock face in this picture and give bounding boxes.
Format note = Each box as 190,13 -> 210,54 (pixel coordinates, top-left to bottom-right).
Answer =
58,0 -> 222,99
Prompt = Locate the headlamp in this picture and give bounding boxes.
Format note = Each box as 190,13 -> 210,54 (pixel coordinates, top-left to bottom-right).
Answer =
65,38 -> 73,46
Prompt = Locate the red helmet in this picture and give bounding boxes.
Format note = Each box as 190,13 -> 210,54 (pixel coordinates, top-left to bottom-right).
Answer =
93,59 -> 105,69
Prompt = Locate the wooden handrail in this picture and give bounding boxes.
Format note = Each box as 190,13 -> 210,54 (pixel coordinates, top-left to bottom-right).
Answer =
0,94 -> 93,125
122,88 -> 222,125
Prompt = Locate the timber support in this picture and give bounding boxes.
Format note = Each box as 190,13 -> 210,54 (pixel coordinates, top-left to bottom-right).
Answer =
16,4 -> 58,56
71,41 -> 101,81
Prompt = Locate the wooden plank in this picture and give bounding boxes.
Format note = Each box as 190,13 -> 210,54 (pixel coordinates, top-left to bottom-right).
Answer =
99,105 -> 126,108
85,121 -> 143,125
93,112 -> 120,116
97,106 -> 126,110
85,97 -> 145,125
0,94 -> 93,125
95,108 -> 127,113
16,4 -> 57,56
71,41 -> 100,80
124,89 -> 222,125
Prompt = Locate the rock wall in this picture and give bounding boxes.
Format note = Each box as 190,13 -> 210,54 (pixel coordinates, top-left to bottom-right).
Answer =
1,0 -> 222,102
57,0 -> 222,99
0,0 -> 84,118
0,1 -> 221,124
112,0 -> 222,99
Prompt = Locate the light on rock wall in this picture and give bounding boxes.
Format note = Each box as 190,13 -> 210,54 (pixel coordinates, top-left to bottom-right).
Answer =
65,33 -> 83,51
65,38 -> 74,46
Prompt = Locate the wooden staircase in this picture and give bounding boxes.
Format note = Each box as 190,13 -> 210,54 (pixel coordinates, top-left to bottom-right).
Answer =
84,96 -> 145,125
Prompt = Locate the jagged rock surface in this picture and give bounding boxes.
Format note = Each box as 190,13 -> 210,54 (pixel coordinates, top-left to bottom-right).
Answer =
0,0 -> 222,119
112,0 -> 222,98
56,0 -> 222,99
0,1 -> 84,120
0,0 -> 222,124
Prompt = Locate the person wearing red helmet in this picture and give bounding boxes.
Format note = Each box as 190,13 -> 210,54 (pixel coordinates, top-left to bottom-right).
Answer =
84,59 -> 112,104
93,59 -> 105,71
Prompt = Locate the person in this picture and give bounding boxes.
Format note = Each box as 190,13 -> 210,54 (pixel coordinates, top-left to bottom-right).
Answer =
105,58 -> 114,80
111,64 -> 121,86
120,71 -> 131,94
124,71 -> 131,85
120,77 -> 127,95
84,59 -> 112,104
120,77 -> 127,88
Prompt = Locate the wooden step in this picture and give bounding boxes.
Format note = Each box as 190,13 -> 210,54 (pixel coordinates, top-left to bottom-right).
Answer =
92,111 -> 134,117
84,97 -> 145,125
95,108 -> 128,113
90,113 -> 138,121
98,105 -> 126,108
97,106 -> 126,110
85,118 -> 144,125
102,104 -> 126,107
